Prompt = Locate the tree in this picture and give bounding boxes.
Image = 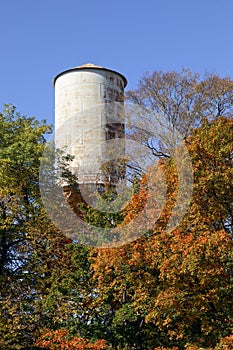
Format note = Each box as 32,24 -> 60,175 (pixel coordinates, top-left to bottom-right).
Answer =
0,105 -> 111,349
0,104 -> 54,348
1,68 -> 233,350
126,69 -> 233,159
0,106 -> 70,347
90,116 -> 233,349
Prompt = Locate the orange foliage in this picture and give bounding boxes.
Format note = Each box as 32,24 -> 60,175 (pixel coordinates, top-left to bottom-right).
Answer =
121,174 -> 148,225
120,159 -> 178,231
35,329 -> 108,350
214,335 -> 233,349
90,117 -> 233,347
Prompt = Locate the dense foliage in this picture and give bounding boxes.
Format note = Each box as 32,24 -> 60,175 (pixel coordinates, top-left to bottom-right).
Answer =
0,68 -> 233,350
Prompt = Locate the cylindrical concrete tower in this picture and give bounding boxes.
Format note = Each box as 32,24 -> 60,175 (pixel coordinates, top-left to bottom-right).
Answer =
53,63 -> 127,186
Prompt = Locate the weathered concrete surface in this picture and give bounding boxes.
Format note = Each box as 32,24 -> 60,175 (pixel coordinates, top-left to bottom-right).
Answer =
54,63 -> 127,184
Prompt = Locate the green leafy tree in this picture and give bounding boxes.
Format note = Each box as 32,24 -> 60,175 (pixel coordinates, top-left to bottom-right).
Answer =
0,105 -> 111,349
0,104 -> 54,348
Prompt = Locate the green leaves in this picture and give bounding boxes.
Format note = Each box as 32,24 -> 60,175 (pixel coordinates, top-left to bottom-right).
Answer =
0,105 -> 55,349
1,67 -> 233,349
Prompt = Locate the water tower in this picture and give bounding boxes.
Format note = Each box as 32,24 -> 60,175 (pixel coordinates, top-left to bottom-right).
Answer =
53,63 -> 127,189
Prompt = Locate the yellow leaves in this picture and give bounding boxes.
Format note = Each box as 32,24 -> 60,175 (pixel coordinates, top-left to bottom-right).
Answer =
153,336 -> 233,350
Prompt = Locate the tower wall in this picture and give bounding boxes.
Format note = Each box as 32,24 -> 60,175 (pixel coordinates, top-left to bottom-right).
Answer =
54,64 -> 127,185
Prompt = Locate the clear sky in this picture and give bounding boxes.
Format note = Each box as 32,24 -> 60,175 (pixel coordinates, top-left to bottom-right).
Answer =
1,0 -> 233,125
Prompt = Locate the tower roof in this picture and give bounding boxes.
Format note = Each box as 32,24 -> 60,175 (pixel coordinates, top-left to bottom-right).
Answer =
75,62 -> 104,69
53,63 -> 127,87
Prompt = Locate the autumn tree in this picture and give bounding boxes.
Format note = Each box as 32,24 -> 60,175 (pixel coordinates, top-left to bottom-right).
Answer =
1,68 -> 233,350
126,69 -> 233,160
90,112 -> 233,348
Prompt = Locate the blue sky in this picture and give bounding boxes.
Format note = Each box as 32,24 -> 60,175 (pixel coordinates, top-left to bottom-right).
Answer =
1,0 -> 233,126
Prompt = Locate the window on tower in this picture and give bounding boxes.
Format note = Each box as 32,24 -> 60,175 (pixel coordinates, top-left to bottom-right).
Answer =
105,123 -> 124,140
